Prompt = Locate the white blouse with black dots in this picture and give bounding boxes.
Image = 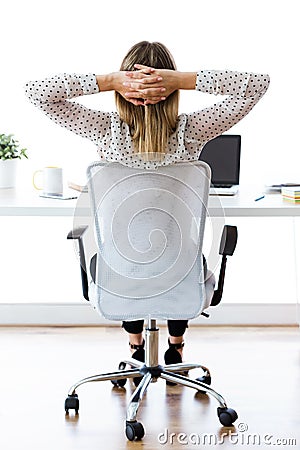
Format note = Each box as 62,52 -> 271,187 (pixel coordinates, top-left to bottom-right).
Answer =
24,70 -> 270,169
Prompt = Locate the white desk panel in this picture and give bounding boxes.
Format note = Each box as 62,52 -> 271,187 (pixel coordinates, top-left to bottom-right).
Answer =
0,188 -> 79,216
1,186 -> 300,217
208,188 -> 300,217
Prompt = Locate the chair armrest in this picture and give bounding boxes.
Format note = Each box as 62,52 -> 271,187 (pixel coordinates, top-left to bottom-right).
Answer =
67,226 -> 89,301
67,226 -> 89,240
219,225 -> 238,256
210,225 -> 238,307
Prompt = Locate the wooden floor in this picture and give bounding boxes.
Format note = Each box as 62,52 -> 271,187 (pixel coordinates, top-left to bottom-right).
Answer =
0,326 -> 299,450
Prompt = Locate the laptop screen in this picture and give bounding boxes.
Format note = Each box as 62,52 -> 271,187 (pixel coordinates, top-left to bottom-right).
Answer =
199,135 -> 241,186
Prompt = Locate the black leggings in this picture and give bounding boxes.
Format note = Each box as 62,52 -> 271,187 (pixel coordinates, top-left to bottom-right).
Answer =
122,319 -> 188,337
122,254 -> 207,337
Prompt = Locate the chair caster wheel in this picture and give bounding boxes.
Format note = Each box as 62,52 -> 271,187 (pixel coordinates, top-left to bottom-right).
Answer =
111,361 -> 127,388
125,420 -> 145,441
217,407 -> 238,426
196,374 -> 211,394
111,378 -> 127,388
65,394 -> 79,414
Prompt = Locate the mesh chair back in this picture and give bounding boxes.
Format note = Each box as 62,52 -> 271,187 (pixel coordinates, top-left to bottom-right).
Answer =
87,161 -> 211,321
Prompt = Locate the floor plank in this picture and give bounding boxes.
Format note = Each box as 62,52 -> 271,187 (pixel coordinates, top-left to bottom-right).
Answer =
0,326 -> 299,449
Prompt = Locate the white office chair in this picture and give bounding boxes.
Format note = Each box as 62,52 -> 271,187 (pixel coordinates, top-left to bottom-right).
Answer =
65,161 -> 238,441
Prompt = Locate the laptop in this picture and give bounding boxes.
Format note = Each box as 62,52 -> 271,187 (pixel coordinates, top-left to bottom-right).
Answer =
199,134 -> 241,196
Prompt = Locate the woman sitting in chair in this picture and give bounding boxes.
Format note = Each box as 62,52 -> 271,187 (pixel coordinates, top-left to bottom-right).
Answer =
25,40 -> 270,372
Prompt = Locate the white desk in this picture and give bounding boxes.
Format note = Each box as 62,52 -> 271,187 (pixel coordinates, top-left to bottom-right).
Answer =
1,186 -> 300,217
209,189 -> 300,217
0,188 -> 79,216
0,186 -> 299,325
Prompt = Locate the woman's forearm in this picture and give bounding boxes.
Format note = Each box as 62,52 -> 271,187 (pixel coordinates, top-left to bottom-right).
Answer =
195,70 -> 270,98
96,73 -> 117,92
25,73 -> 99,103
176,72 -> 197,90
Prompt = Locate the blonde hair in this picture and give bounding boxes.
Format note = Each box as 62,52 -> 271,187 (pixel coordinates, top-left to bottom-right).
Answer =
115,41 -> 179,161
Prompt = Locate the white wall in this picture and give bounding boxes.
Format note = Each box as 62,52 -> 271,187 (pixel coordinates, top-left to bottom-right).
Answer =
1,0 -> 299,185
0,0 -> 299,306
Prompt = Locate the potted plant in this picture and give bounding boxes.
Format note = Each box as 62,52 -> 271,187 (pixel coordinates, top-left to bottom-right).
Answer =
0,133 -> 28,188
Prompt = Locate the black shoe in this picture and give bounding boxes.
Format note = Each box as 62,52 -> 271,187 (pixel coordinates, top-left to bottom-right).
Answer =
164,339 -> 185,386
130,340 -> 145,387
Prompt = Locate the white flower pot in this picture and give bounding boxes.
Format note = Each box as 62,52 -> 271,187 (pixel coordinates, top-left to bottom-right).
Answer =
0,159 -> 18,188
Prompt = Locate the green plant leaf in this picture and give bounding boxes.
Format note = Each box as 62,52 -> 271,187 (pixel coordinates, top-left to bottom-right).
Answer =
0,133 -> 28,160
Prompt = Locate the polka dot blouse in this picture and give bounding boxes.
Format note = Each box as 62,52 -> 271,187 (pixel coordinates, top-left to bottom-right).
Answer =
24,70 -> 270,170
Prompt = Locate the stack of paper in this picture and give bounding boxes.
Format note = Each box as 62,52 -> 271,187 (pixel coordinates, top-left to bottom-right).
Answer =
281,186 -> 300,203
265,183 -> 300,193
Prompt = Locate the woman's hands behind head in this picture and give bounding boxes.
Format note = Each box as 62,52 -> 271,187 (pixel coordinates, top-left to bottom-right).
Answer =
117,64 -> 179,106
98,68 -> 194,105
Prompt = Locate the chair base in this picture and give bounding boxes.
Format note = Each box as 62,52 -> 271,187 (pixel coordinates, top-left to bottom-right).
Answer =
64,320 -> 238,440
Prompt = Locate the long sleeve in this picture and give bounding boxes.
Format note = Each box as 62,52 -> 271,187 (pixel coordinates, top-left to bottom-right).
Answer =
24,73 -> 111,143
185,70 -> 270,145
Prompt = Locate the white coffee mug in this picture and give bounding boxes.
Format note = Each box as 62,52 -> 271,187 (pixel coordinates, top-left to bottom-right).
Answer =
33,166 -> 63,195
